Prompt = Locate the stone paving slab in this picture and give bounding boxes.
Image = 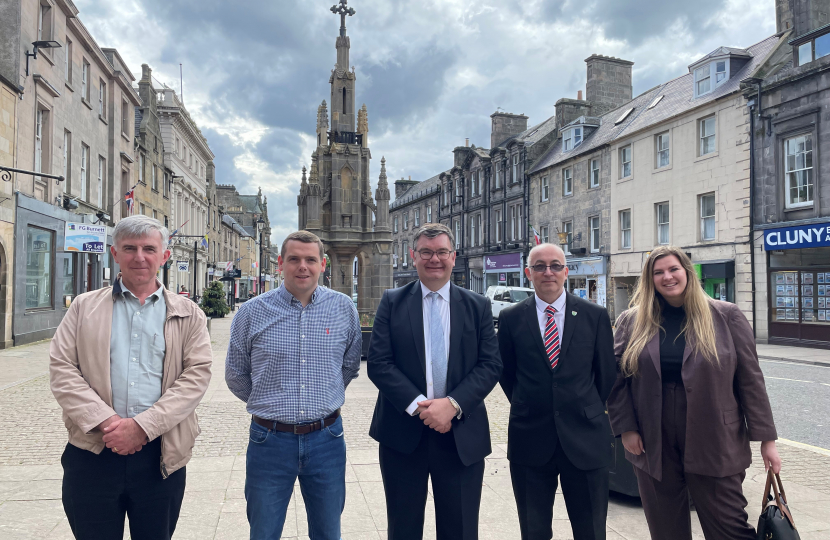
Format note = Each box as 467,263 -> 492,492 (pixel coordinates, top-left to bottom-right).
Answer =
0,315 -> 829,539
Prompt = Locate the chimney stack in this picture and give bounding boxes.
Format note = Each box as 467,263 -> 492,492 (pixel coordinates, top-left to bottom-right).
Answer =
489,111 -> 529,149
585,54 -> 634,117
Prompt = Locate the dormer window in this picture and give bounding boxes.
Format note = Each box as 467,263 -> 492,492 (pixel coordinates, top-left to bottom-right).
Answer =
695,66 -> 711,95
795,33 -> 830,66
563,126 -> 582,151
694,60 -> 729,98
715,61 -> 727,83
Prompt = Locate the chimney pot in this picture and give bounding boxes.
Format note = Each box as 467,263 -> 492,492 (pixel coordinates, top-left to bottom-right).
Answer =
577,90 -> 583,100
465,138 -> 470,147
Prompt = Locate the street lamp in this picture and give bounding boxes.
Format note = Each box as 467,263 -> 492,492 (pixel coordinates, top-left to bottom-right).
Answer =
256,216 -> 265,295
25,40 -> 62,76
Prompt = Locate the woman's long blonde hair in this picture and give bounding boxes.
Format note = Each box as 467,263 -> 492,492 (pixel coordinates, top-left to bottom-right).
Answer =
620,245 -> 719,377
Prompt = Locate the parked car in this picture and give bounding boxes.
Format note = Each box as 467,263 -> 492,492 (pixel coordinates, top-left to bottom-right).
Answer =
484,286 -> 535,323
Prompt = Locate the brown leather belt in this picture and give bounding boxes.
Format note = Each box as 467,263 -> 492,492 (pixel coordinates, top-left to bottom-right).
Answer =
252,409 -> 340,435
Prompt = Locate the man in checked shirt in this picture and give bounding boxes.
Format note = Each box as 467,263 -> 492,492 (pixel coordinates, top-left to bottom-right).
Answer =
226,230 -> 361,540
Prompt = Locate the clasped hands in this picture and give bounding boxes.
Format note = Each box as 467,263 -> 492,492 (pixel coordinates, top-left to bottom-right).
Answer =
97,415 -> 149,456
415,398 -> 456,434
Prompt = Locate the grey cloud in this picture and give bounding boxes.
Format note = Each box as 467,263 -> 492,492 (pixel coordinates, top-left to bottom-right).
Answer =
253,128 -> 307,174
201,128 -> 253,188
575,0 -> 722,45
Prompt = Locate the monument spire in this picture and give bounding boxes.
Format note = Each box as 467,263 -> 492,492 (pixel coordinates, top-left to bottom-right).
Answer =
331,0 -> 355,70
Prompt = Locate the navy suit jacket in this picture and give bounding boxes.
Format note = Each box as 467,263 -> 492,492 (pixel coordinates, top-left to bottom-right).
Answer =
367,280 -> 502,466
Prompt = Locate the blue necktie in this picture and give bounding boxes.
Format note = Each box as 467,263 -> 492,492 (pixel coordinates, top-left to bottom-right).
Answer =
428,292 -> 447,398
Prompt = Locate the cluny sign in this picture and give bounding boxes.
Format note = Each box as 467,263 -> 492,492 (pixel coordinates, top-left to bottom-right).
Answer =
763,221 -> 830,251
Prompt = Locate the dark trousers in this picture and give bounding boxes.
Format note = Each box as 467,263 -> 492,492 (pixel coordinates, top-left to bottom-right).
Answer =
61,439 -> 186,540
635,382 -> 756,540
378,428 -> 485,540
510,445 -> 608,540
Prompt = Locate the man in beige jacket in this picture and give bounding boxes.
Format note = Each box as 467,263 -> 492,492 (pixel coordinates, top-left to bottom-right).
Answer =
50,215 -> 212,540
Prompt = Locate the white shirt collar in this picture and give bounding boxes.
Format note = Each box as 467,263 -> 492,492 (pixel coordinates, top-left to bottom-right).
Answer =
535,288 -> 566,313
421,280 -> 451,302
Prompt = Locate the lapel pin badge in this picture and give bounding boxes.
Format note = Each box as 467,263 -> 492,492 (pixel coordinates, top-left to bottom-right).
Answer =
571,311 -> 577,316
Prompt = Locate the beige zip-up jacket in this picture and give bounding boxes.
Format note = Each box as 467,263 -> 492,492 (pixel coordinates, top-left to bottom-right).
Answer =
49,280 -> 212,478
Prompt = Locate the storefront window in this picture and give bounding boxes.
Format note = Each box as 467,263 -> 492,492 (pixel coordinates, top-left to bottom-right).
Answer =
26,226 -> 54,309
770,270 -> 830,325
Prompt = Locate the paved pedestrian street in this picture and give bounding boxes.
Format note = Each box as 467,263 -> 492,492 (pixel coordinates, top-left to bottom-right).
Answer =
1,314 -> 829,539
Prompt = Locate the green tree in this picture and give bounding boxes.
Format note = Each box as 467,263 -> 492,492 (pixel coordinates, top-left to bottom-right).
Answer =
200,281 -> 230,318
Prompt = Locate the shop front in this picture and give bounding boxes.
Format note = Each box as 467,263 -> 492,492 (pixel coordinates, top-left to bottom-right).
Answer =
392,269 -> 418,288
483,252 -> 525,289
14,193 -> 113,345
565,256 -> 607,307
763,221 -> 830,348
452,256 -> 468,289
694,260 -> 735,303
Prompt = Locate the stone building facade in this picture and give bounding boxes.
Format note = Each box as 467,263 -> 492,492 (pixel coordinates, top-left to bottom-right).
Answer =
297,3 -> 392,316
158,86 -> 214,296
0,7 -> 18,347
3,0 -> 140,345
389,111 -> 558,294
605,37 -> 776,322
217,184 -> 271,297
133,66 -> 172,229
528,55 -> 635,316
744,0 -> 830,347
389,171 -> 443,287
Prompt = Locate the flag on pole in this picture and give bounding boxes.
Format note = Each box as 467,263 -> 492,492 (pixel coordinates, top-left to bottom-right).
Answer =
201,234 -> 209,249
532,226 -> 541,246
252,261 -> 258,269
169,219 -> 190,238
124,185 -> 136,215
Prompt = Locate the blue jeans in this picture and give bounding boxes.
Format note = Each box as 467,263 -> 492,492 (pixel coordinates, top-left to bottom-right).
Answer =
245,416 -> 346,540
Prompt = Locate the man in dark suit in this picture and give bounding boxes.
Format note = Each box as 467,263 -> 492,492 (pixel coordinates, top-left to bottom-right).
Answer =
498,243 -> 616,540
368,223 -> 502,540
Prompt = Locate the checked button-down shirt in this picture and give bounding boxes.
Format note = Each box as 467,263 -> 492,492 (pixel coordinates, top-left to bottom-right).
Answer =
225,284 -> 362,424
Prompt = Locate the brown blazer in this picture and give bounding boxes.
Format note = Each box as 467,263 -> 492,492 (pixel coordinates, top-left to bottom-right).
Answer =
607,299 -> 777,481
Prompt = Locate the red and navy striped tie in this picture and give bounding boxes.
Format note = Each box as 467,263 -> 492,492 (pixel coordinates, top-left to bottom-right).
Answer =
544,305 -> 560,369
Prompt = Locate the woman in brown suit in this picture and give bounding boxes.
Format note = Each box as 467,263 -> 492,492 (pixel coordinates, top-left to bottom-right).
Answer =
607,246 -> 781,540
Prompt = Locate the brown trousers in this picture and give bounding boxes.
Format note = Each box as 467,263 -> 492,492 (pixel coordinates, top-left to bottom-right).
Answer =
634,382 -> 756,540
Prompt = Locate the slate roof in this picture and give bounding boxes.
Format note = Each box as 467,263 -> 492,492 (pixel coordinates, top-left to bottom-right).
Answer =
222,213 -> 250,237
529,34 -> 779,175
390,171 -> 447,209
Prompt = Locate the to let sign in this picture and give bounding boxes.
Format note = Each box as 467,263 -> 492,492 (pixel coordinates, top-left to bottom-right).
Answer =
763,221 -> 830,251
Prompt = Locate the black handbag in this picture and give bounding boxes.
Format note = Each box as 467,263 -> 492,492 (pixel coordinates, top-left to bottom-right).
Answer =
757,470 -> 800,540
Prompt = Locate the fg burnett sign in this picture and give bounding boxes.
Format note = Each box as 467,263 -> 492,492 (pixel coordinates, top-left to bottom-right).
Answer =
64,223 -> 107,253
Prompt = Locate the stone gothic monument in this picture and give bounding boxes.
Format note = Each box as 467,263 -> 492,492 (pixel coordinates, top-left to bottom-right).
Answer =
298,0 -> 392,316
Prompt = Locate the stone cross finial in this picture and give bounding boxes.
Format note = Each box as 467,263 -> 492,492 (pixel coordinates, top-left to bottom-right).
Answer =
330,0 -> 356,37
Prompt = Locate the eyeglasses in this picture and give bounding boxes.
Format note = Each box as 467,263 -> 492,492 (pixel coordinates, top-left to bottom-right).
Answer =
531,263 -> 566,273
415,249 -> 453,260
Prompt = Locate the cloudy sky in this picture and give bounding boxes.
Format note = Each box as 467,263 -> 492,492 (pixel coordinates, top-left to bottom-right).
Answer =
75,0 -> 776,247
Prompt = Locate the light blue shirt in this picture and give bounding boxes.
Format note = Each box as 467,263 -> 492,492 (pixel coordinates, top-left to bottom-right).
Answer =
110,278 -> 167,419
